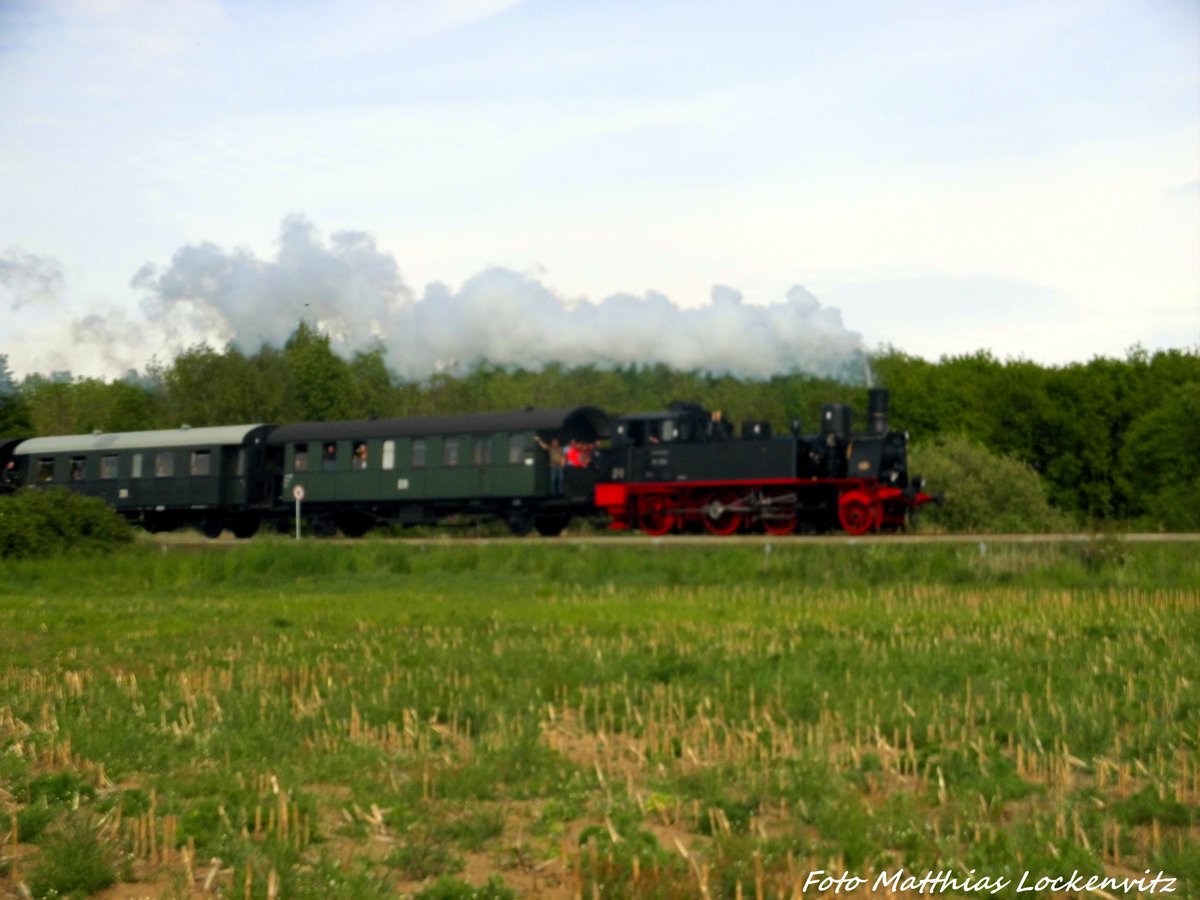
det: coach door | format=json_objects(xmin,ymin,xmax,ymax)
[
  {"xmin": 220, "ymin": 446, "xmax": 248, "ymax": 507},
  {"xmin": 472, "ymin": 433, "xmax": 499, "ymax": 497}
]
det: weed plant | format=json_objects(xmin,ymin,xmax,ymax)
[{"xmin": 0, "ymin": 540, "xmax": 1196, "ymax": 897}]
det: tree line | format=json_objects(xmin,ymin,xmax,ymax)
[{"xmin": 2, "ymin": 325, "xmax": 1197, "ymax": 531}]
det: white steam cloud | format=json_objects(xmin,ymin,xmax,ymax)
[
  {"xmin": 9, "ymin": 215, "xmax": 865, "ymax": 381},
  {"xmin": 132, "ymin": 215, "xmax": 865, "ymax": 380}
]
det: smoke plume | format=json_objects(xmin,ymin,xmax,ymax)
[
  {"xmin": 130, "ymin": 215, "xmax": 866, "ymax": 380},
  {"xmin": 1, "ymin": 249, "xmax": 64, "ymax": 310},
  {"xmin": 0, "ymin": 214, "xmax": 865, "ymax": 381}
]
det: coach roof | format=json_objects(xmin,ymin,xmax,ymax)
[
  {"xmin": 268, "ymin": 406, "xmax": 610, "ymax": 444},
  {"xmin": 15, "ymin": 424, "xmax": 274, "ymax": 455}
]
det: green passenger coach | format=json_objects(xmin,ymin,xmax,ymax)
[
  {"xmin": 12, "ymin": 425, "xmax": 276, "ymax": 537},
  {"xmin": 268, "ymin": 406, "xmax": 609, "ymax": 536}
]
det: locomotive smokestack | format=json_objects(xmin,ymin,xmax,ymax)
[{"xmin": 868, "ymin": 388, "xmax": 889, "ymax": 434}]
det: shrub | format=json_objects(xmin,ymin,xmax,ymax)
[
  {"xmin": 910, "ymin": 434, "xmax": 1072, "ymax": 533},
  {"xmin": 0, "ymin": 488, "xmax": 133, "ymax": 559},
  {"xmin": 25, "ymin": 815, "xmax": 118, "ymax": 899}
]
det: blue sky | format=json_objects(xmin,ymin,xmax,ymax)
[{"xmin": 1, "ymin": 0, "xmax": 1197, "ymax": 379}]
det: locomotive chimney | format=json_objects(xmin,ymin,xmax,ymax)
[{"xmin": 868, "ymin": 388, "xmax": 889, "ymax": 434}]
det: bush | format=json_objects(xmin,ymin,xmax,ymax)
[
  {"xmin": 0, "ymin": 488, "xmax": 133, "ymax": 559},
  {"xmin": 25, "ymin": 815, "xmax": 118, "ymax": 899},
  {"xmin": 911, "ymin": 434, "xmax": 1072, "ymax": 533}
]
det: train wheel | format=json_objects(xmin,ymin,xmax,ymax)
[
  {"xmin": 838, "ymin": 493, "xmax": 878, "ymax": 536},
  {"xmin": 702, "ymin": 490, "xmax": 742, "ymax": 536},
  {"xmin": 337, "ymin": 513, "xmax": 371, "ymax": 538},
  {"xmin": 761, "ymin": 491, "xmax": 797, "ymax": 536},
  {"xmin": 638, "ymin": 494, "xmax": 675, "ymax": 536},
  {"xmin": 535, "ymin": 514, "xmax": 568, "ymax": 537},
  {"xmin": 200, "ymin": 518, "xmax": 224, "ymax": 539},
  {"xmin": 310, "ymin": 517, "xmax": 338, "ymax": 538},
  {"xmin": 230, "ymin": 518, "xmax": 260, "ymax": 539},
  {"xmin": 506, "ymin": 511, "xmax": 534, "ymax": 537}
]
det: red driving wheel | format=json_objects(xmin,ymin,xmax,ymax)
[
  {"xmin": 838, "ymin": 491, "xmax": 879, "ymax": 535},
  {"xmin": 638, "ymin": 494, "xmax": 676, "ymax": 536},
  {"xmin": 702, "ymin": 490, "xmax": 743, "ymax": 536},
  {"xmin": 761, "ymin": 491, "xmax": 797, "ymax": 535}
]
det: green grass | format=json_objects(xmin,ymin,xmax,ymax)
[{"xmin": 0, "ymin": 539, "xmax": 1197, "ymax": 897}]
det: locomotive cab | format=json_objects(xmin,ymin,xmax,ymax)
[{"xmin": 610, "ymin": 402, "xmax": 721, "ymax": 449}]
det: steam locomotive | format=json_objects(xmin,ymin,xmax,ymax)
[{"xmin": 0, "ymin": 390, "xmax": 933, "ymax": 537}]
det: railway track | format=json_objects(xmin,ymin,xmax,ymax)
[{"xmin": 146, "ymin": 532, "xmax": 1200, "ymax": 549}]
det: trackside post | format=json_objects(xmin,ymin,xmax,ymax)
[{"xmin": 292, "ymin": 484, "xmax": 305, "ymax": 539}]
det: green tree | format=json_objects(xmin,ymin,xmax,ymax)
[
  {"xmin": 21, "ymin": 374, "xmax": 157, "ymax": 435},
  {"xmin": 1119, "ymin": 382, "xmax": 1200, "ymax": 530},
  {"xmin": 350, "ymin": 346, "xmax": 399, "ymax": 417},
  {"xmin": 161, "ymin": 343, "xmax": 285, "ymax": 426},
  {"xmin": 0, "ymin": 354, "xmax": 31, "ymax": 434},
  {"xmin": 283, "ymin": 322, "xmax": 362, "ymax": 420}
]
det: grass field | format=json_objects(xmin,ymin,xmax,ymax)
[{"xmin": 1, "ymin": 538, "xmax": 1197, "ymax": 898}]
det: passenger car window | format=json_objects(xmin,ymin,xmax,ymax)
[
  {"xmin": 69, "ymin": 457, "xmax": 86, "ymax": 480},
  {"xmin": 190, "ymin": 450, "xmax": 211, "ymax": 476},
  {"xmin": 474, "ymin": 436, "xmax": 493, "ymax": 466},
  {"xmin": 37, "ymin": 458, "xmax": 55, "ymax": 482},
  {"xmin": 412, "ymin": 439, "xmax": 427, "ymax": 468},
  {"xmin": 322, "ymin": 443, "xmax": 337, "ymax": 472},
  {"xmin": 382, "ymin": 440, "xmax": 395, "ymax": 470},
  {"xmin": 294, "ymin": 443, "xmax": 308, "ymax": 472},
  {"xmin": 508, "ymin": 434, "xmax": 525, "ymax": 464},
  {"xmin": 352, "ymin": 441, "xmax": 368, "ymax": 470},
  {"xmin": 443, "ymin": 438, "xmax": 460, "ymax": 467},
  {"xmin": 100, "ymin": 455, "xmax": 119, "ymax": 479},
  {"xmin": 155, "ymin": 451, "xmax": 175, "ymax": 477}
]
